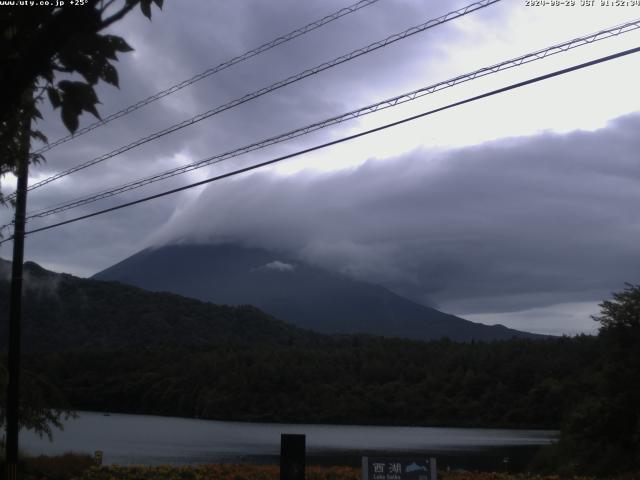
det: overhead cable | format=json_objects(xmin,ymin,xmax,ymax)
[
  {"xmin": 15, "ymin": 0, "xmax": 500, "ymax": 199},
  {"xmin": 25, "ymin": 18, "xmax": 640, "ymax": 220},
  {"xmin": 32, "ymin": 0, "xmax": 382, "ymax": 156},
  {"xmin": 3, "ymin": 44, "xmax": 637, "ymax": 244}
]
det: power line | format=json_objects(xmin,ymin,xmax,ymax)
[
  {"xmin": 24, "ymin": 18, "xmax": 640, "ymax": 220},
  {"xmin": 14, "ymin": 0, "xmax": 500, "ymax": 199},
  {"xmin": 3, "ymin": 44, "xmax": 638, "ymax": 245},
  {"xmin": 31, "ymin": 0, "xmax": 382, "ymax": 156}
]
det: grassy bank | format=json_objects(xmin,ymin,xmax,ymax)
[
  {"xmin": 0, "ymin": 452, "xmax": 95, "ymax": 480},
  {"xmin": 6, "ymin": 454, "xmax": 637, "ymax": 480},
  {"xmin": 70, "ymin": 464, "xmax": 631, "ymax": 480}
]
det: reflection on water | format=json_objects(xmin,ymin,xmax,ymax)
[{"xmin": 20, "ymin": 412, "xmax": 557, "ymax": 470}]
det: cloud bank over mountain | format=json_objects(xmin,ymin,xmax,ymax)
[{"xmin": 150, "ymin": 114, "xmax": 640, "ymax": 333}]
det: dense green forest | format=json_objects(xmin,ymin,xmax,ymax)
[{"xmin": 23, "ymin": 336, "xmax": 598, "ymax": 428}]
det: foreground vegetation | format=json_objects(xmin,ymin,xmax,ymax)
[
  {"xmin": 0, "ymin": 452, "xmax": 94, "ymax": 480},
  {"xmin": 18, "ymin": 462, "xmax": 636, "ymax": 480}
]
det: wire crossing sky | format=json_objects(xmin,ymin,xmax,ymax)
[
  {"xmin": 29, "ymin": 0, "xmax": 382, "ymax": 157},
  {"xmin": 4, "ymin": 43, "xmax": 637, "ymax": 245},
  {"xmin": 15, "ymin": 0, "xmax": 501, "ymax": 198},
  {"xmin": 22, "ymin": 17, "xmax": 640, "ymax": 221}
]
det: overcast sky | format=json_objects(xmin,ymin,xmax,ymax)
[{"xmin": 2, "ymin": 0, "xmax": 640, "ymax": 335}]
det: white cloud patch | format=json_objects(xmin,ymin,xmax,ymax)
[{"xmin": 261, "ymin": 260, "xmax": 296, "ymax": 272}]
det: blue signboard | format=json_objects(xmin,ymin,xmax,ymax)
[{"xmin": 362, "ymin": 457, "xmax": 436, "ymax": 480}]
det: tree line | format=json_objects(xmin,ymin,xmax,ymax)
[{"xmin": 21, "ymin": 335, "xmax": 598, "ymax": 428}]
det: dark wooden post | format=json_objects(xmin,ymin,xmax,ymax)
[{"xmin": 280, "ymin": 434, "xmax": 305, "ymax": 480}]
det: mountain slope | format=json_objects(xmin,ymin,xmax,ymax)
[
  {"xmin": 93, "ymin": 243, "xmax": 542, "ymax": 341},
  {"xmin": 0, "ymin": 259, "xmax": 315, "ymax": 352}
]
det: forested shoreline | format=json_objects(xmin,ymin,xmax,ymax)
[{"xmin": 23, "ymin": 335, "xmax": 598, "ymax": 429}]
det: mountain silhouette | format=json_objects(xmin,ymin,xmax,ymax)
[{"xmin": 93, "ymin": 243, "xmax": 543, "ymax": 341}]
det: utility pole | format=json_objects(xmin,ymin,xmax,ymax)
[{"xmin": 5, "ymin": 111, "xmax": 31, "ymax": 480}]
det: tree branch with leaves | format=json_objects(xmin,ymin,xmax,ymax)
[{"xmin": 0, "ymin": 0, "xmax": 163, "ymax": 205}]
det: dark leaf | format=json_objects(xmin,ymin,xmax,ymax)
[
  {"xmin": 84, "ymin": 102, "xmax": 101, "ymax": 120},
  {"xmin": 58, "ymin": 47, "xmax": 100, "ymax": 84},
  {"xmin": 96, "ymin": 35, "xmax": 119, "ymax": 60},
  {"xmin": 140, "ymin": 0, "xmax": 152, "ymax": 19},
  {"xmin": 59, "ymin": 81, "xmax": 98, "ymax": 104},
  {"xmin": 30, "ymin": 130, "xmax": 48, "ymax": 144},
  {"xmin": 57, "ymin": 80, "xmax": 102, "ymax": 128},
  {"xmin": 104, "ymin": 35, "xmax": 133, "ymax": 53},
  {"xmin": 73, "ymin": 83, "xmax": 101, "ymax": 119},
  {"xmin": 100, "ymin": 64, "xmax": 119, "ymax": 88},
  {"xmin": 82, "ymin": 60, "xmax": 101, "ymax": 85},
  {"xmin": 30, "ymin": 153, "xmax": 45, "ymax": 165},
  {"xmin": 152, "ymin": 0, "xmax": 163, "ymax": 8},
  {"xmin": 61, "ymin": 105, "xmax": 79, "ymax": 133}
]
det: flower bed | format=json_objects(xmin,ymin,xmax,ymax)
[{"xmin": 72, "ymin": 465, "xmax": 607, "ymax": 480}]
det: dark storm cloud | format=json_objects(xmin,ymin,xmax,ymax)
[
  {"xmin": 152, "ymin": 113, "xmax": 640, "ymax": 315},
  {"xmin": 23, "ymin": 0, "xmax": 503, "ymax": 179},
  {"xmin": 1, "ymin": 0, "xmax": 513, "ymax": 275}
]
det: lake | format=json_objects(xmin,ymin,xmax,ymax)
[{"xmin": 20, "ymin": 412, "xmax": 557, "ymax": 471}]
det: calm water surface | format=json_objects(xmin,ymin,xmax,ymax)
[{"xmin": 20, "ymin": 412, "xmax": 557, "ymax": 469}]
